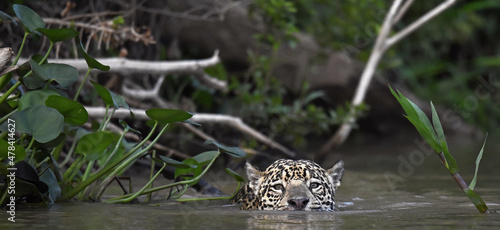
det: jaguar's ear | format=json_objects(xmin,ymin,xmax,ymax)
[
  {"xmin": 246, "ymin": 162, "xmax": 264, "ymax": 191},
  {"xmin": 326, "ymin": 159, "xmax": 344, "ymax": 190}
]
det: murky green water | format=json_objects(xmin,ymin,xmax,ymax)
[{"xmin": 1, "ymin": 135, "xmax": 499, "ymax": 229}]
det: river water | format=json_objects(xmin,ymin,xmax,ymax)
[{"xmin": 1, "ymin": 135, "xmax": 499, "ymax": 229}]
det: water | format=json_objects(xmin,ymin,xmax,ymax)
[{"xmin": 1, "ymin": 135, "xmax": 499, "ymax": 229}]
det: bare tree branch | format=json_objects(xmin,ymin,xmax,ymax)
[
  {"xmin": 84, "ymin": 106, "xmax": 297, "ymax": 158},
  {"xmin": 17, "ymin": 50, "xmax": 227, "ymax": 91},
  {"xmin": 320, "ymin": 0, "xmax": 457, "ymax": 154}
]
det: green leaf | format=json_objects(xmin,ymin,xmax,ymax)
[
  {"xmin": 0, "ymin": 139, "xmax": 26, "ymax": 162},
  {"xmin": 408, "ymin": 100, "xmax": 438, "ymax": 142},
  {"xmin": 469, "ymin": 134, "xmax": 488, "ymax": 190},
  {"xmin": 390, "ymin": 86, "xmax": 442, "ymax": 153},
  {"xmin": 192, "ymin": 151, "xmax": 219, "ymax": 166},
  {"xmin": 39, "ymin": 165, "xmax": 62, "ymax": 203},
  {"xmin": 204, "ymin": 140, "xmax": 246, "ymax": 158},
  {"xmin": 13, "ymin": 4, "xmax": 45, "ymax": 33},
  {"xmin": 441, "ymin": 140, "xmax": 458, "ymax": 174},
  {"xmin": 37, "ymin": 28, "xmax": 79, "ymax": 43},
  {"xmin": 175, "ymin": 158, "xmax": 202, "ymax": 185},
  {"xmin": 45, "ymin": 95, "xmax": 89, "ymax": 126},
  {"xmin": 29, "ymin": 59, "xmax": 79, "ymax": 88},
  {"xmin": 109, "ymin": 91, "xmax": 129, "ymax": 110},
  {"xmin": 15, "ymin": 105, "xmax": 64, "ymax": 143},
  {"xmin": 90, "ymin": 81, "xmax": 129, "ymax": 109},
  {"xmin": 405, "ymin": 115, "xmax": 442, "ymax": 153},
  {"xmin": 430, "ymin": 102, "xmax": 446, "ymax": 143},
  {"xmin": 18, "ymin": 89, "xmax": 60, "ymax": 110},
  {"xmin": 75, "ymin": 131, "xmax": 113, "ymax": 159},
  {"xmin": 464, "ymin": 188, "xmax": 489, "ymax": 213},
  {"xmin": 225, "ymin": 168, "xmax": 245, "ymax": 182},
  {"xmin": 34, "ymin": 133, "xmax": 66, "ymax": 149},
  {"xmin": 76, "ymin": 38, "xmax": 110, "ymax": 71},
  {"xmin": 158, "ymin": 155, "xmax": 196, "ymax": 169},
  {"xmin": 90, "ymin": 80, "xmax": 114, "ymax": 106},
  {"xmin": 146, "ymin": 108, "xmax": 194, "ymax": 125},
  {"xmin": 0, "ymin": 10, "xmax": 17, "ymax": 26}
]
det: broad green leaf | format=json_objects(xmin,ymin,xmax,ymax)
[
  {"xmin": 18, "ymin": 89, "xmax": 60, "ymax": 110},
  {"xmin": 34, "ymin": 133, "xmax": 66, "ymax": 149},
  {"xmin": 158, "ymin": 155, "xmax": 196, "ymax": 169},
  {"xmin": 0, "ymin": 10, "xmax": 17, "ymax": 26},
  {"xmin": 175, "ymin": 158, "xmax": 202, "ymax": 185},
  {"xmin": 39, "ymin": 165, "xmax": 61, "ymax": 203},
  {"xmin": 77, "ymin": 38, "xmax": 110, "ymax": 71},
  {"xmin": 29, "ymin": 59, "xmax": 79, "ymax": 88},
  {"xmin": 464, "ymin": 188, "xmax": 489, "ymax": 213},
  {"xmin": 192, "ymin": 151, "xmax": 219, "ymax": 166},
  {"xmin": 225, "ymin": 168, "xmax": 245, "ymax": 182},
  {"xmin": 0, "ymin": 139, "xmax": 26, "ymax": 162},
  {"xmin": 15, "ymin": 105, "xmax": 64, "ymax": 143},
  {"xmin": 22, "ymin": 76, "xmax": 46, "ymax": 90},
  {"xmin": 109, "ymin": 91, "xmax": 129, "ymax": 110},
  {"xmin": 13, "ymin": 4, "xmax": 45, "ymax": 33},
  {"xmin": 469, "ymin": 134, "xmax": 488, "ymax": 190},
  {"xmin": 75, "ymin": 131, "xmax": 113, "ymax": 159},
  {"xmin": 204, "ymin": 140, "xmax": 246, "ymax": 158},
  {"xmin": 90, "ymin": 80, "xmax": 114, "ymax": 106},
  {"xmin": 146, "ymin": 108, "xmax": 193, "ymax": 125},
  {"xmin": 46, "ymin": 95, "xmax": 88, "ymax": 126},
  {"xmin": 38, "ymin": 28, "xmax": 79, "ymax": 43}
]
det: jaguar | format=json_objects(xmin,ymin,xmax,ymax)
[{"xmin": 230, "ymin": 159, "xmax": 344, "ymax": 211}]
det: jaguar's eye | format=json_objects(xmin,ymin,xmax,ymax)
[
  {"xmin": 310, "ymin": 182, "xmax": 321, "ymax": 189},
  {"xmin": 272, "ymin": 184, "xmax": 284, "ymax": 191}
]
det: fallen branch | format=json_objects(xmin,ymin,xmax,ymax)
[
  {"xmin": 84, "ymin": 106, "xmax": 297, "ymax": 158},
  {"xmin": 17, "ymin": 50, "xmax": 227, "ymax": 91},
  {"xmin": 18, "ymin": 50, "xmax": 220, "ymax": 74},
  {"xmin": 320, "ymin": 0, "xmax": 457, "ymax": 154}
]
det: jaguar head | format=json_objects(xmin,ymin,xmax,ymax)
[{"xmin": 246, "ymin": 159, "xmax": 344, "ymax": 211}]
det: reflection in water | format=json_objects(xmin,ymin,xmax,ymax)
[{"xmin": 247, "ymin": 212, "xmax": 341, "ymax": 230}]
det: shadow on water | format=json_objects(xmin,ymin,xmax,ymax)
[{"xmin": 1, "ymin": 135, "xmax": 499, "ymax": 229}]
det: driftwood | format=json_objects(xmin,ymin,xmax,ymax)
[
  {"xmin": 17, "ymin": 50, "xmax": 227, "ymax": 92},
  {"xmin": 84, "ymin": 106, "xmax": 296, "ymax": 158}
]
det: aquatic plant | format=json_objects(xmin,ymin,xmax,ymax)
[
  {"xmin": 390, "ymin": 86, "xmax": 489, "ymax": 213},
  {"xmin": 0, "ymin": 4, "xmax": 245, "ymax": 206}
]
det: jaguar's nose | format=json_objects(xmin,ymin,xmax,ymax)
[{"xmin": 288, "ymin": 198, "xmax": 309, "ymax": 210}]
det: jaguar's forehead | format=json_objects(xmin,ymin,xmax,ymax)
[{"xmin": 263, "ymin": 159, "xmax": 326, "ymax": 181}]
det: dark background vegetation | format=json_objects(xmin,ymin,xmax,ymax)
[{"xmin": 1, "ymin": 0, "xmax": 499, "ymax": 162}]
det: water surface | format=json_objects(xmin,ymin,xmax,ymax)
[{"xmin": 1, "ymin": 136, "xmax": 499, "ymax": 229}]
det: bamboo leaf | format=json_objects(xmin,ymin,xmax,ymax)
[
  {"xmin": 469, "ymin": 134, "xmax": 488, "ymax": 190},
  {"xmin": 440, "ymin": 140, "xmax": 458, "ymax": 173},
  {"xmin": 431, "ymin": 102, "xmax": 446, "ymax": 143},
  {"xmin": 405, "ymin": 115, "xmax": 442, "ymax": 153},
  {"xmin": 464, "ymin": 188, "xmax": 489, "ymax": 213}
]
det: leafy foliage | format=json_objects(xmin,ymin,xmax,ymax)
[{"xmin": 0, "ymin": 4, "xmax": 245, "ymax": 206}]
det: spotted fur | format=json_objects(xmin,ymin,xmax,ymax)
[{"xmin": 230, "ymin": 159, "xmax": 344, "ymax": 211}]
